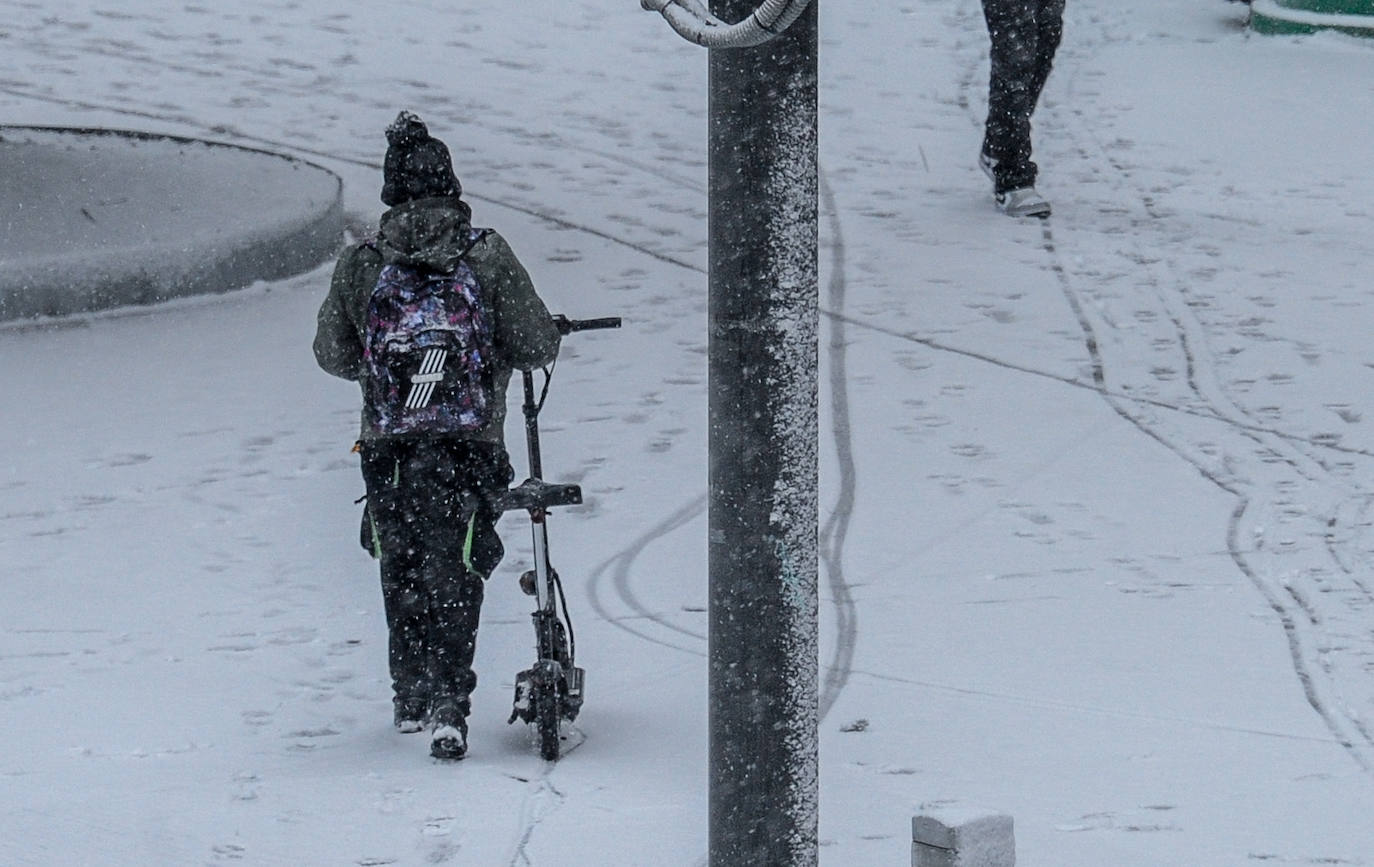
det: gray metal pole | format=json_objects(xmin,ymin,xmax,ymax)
[{"xmin": 707, "ymin": 2, "xmax": 819, "ymax": 865}]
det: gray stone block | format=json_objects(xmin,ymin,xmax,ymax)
[{"xmin": 912, "ymin": 803, "xmax": 1014, "ymax": 867}]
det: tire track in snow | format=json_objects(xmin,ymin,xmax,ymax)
[
  {"xmin": 1326, "ymin": 496, "xmax": 1374, "ymax": 600},
  {"xmin": 1042, "ymin": 204, "xmax": 1374, "ymax": 773},
  {"xmin": 818, "ymin": 175, "xmax": 859, "ymax": 720},
  {"xmin": 1227, "ymin": 498, "xmax": 1374, "ymax": 774},
  {"xmin": 987, "ymin": 0, "xmax": 1374, "ymax": 775},
  {"xmin": 485, "ymin": 710, "xmax": 594, "ymax": 867},
  {"xmin": 1055, "ymin": 10, "xmax": 1374, "ymax": 773},
  {"xmin": 503, "ymin": 778, "xmax": 565, "ymax": 867},
  {"xmin": 585, "ymin": 495, "xmax": 708, "ymax": 658},
  {"xmin": 500, "ymin": 746, "xmax": 585, "ymax": 867},
  {"xmin": 1052, "ymin": 45, "xmax": 1358, "ymax": 498}
]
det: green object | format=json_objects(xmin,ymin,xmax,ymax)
[{"xmin": 1251, "ymin": 0, "xmax": 1374, "ymax": 36}]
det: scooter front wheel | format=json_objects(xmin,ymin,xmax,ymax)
[{"xmin": 535, "ymin": 682, "xmax": 562, "ymax": 761}]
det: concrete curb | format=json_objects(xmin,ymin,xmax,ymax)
[{"xmin": 0, "ymin": 125, "xmax": 344, "ymax": 321}]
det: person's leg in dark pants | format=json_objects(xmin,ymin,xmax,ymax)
[
  {"xmin": 424, "ymin": 562, "xmax": 484, "ymax": 729},
  {"xmin": 361, "ymin": 440, "xmax": 432, "ymax": 728},
  {"xmin": 981, "ymin": 0, "xmax": 1064, "ymax": 194},
  {"xmin": 413, "ymin": 440, "xmax": 511, "ymax": 757},
  {"xmin": 420, "ymin": 439, "xmax": 511, "ymax": 714}
]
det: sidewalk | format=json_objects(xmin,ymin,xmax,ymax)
[{"xmin": 0, "ymin": 125, "xmax": 342, "ymax": 321}]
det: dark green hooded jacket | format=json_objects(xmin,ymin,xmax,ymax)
[{"xmin": 313, "ymin": 196, "xmax": 561, "ymax": 444}]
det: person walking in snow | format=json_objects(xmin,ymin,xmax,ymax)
[
  {"xmin": 978, "ymin": 0, "xmax": 1065, "ymax": 218},
  {"xmin": 314, "ymin": 111, "xmax": 561, "ymax": 760}
]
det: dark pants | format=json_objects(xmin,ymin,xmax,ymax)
[
  {"xmin": 982, "ymin": 0, "xmax": 1065, "ymax": 193},
  {"xmin": 360, "ymin": 438, "xmax": 512, "ymax": 719}
]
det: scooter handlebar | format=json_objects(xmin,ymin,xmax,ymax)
[{"xmin": 553, "ymin": 315, "xmax": 621, "ymax": 335}]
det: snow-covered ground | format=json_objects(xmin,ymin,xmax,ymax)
[{"xmin": 4, "ymin": 1, "xmax": 1374, "ymax": 864}]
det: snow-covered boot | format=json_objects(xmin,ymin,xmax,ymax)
[
  {"xmin": 994, "ymin": 186, "xmax": 1051, "ymax": 218},
  {"xmin": 429, "ymin": 699, "xmax": 468, "ymax": 760}
]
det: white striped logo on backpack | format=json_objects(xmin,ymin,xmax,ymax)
[{"xmin": 406, "ymin": 348, "xmax": 449, "ymax": 409}]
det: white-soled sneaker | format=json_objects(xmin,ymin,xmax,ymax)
[{"xmin": 994, "ymin": 186, "xmax": 1051, "ymax": 218}]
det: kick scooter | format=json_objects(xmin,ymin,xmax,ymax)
[{"xmin": 498, "ymin": 314, "xmax": 620, "ymax": 760}]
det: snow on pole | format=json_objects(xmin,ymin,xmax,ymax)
[{"xmin": 707, "ymin": 1, "xmax": 819, "ymax": 865}]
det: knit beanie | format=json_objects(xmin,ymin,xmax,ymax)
[{"xmin": 380, "ymin": 111, "xmax": 462, "ymax": 207}]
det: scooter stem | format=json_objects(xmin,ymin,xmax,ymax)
[
  {"xmin": 522, "ymin": 369, "xmax": 555, "ymax": 612},
  {"xmin": 522, "ymin": 369, "xmax": 543, "ymax": 480}
]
